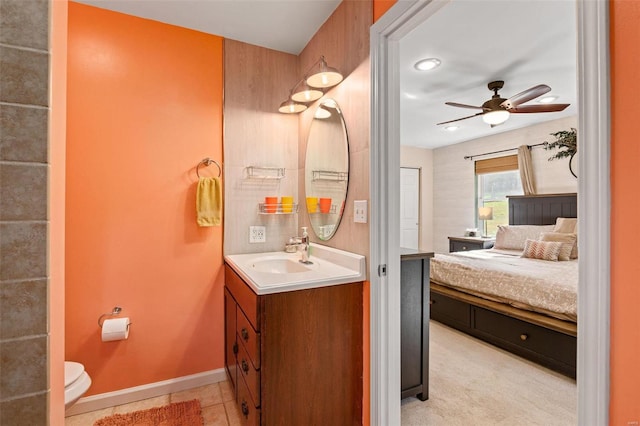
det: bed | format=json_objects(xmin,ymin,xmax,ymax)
[{"xmin": 429, "ymin": 193, "xmax": 577, "ymax": 378}]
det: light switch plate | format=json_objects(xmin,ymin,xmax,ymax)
[
  {"xmin": 249, "ymin": 226, "xmax": 266, "ymax": 243},
  {"xmin": 354, "ymin": 200, "xmax": 367, "ymax": 223}
]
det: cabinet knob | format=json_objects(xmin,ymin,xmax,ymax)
[
  {"xmin": 520, "ymin": 333, "xmax": 529, "ymax": 341},
  {"xmin": 241, "ymin": 400, "xmax": 249, "ymax": 417},
  {"xmin": 462, "ymin": 246, "xmax": 468, "ymax": 250},
  {"xmin": 241, "ymin": 359, "xmax": 249, "ymax": 373},
  {"xmin": 232, "ymin": 342, "xmax": 238, "ymax": 355},
  {"xmin": 429, "ymin": 299, "xmax": 435, "ymax": 305},
  {"xmin": 241, "ymin": 328, "xmax": 249, "ymax": 341}
]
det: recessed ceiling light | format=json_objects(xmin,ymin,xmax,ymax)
[
  {"xmin": 414, "ymin": 58, "xmax": 441, "ymax": 71},
  {"xmin": 444, "ymin": 125, "xmax": 459, "ymax": 132},
  {"xmin": 538, "ymin": 95, "xmax": 558, "ymax": 104}
]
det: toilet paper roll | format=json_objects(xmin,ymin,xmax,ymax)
[{"xmin": 101, "ymin": 317, "xmax": 130, "ymax": 342}]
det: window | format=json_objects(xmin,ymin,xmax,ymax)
[{"xmin": 475, "ymin": 155, "xmax": 523, "ymax": 236}]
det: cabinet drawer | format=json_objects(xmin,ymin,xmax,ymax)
[
  {"xmin": 450, "ymin": 240, "xmax": 481, "ymax": 252},
  {"xmin": 473, "ymin": 307, "xmax": 576, "ymax": 367},
  {"xmin": 225, "ymin": 264, "xmax": 260, "ymax": 331},
  {"xmin": 237, "ymin": 309, "xmax": 261, "ymax": 369},
  {"xmin": 237, "ymin": 339, "xmax": 260, "ymax": 406},
  {"xmin": 430, "ymin": 291, "xmax": 471, "ymax": 328},
  {"xmin": 238, "ymin": 374, "xmax": 261, "ymax": 426}
]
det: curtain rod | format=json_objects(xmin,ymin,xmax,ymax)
[{"xmin": 464, "ymin": 142, "xmax": 546, "ymax": 161}]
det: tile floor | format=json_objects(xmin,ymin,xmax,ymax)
[{"xmin": 64, "ymin": 380, "xmax": 242, "ymax": 426}]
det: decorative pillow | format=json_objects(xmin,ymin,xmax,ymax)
[
  {"xmin": 494, "ymin": 225, "xmax": 555, "ymax": 251},
  {"xmin": 554, "ymin": 217, "xmax": 578, "ymax": 234},
  {"xmin": 521, "ymin": 239, "xmax": 563, "ymax": 261},
  {"xmin": 552, "ymin": 218, "xmax": 579, "ymax": 258},
  {"xmin": 540, "ymin": 232, "xmax": 577, "ymax": 261}
]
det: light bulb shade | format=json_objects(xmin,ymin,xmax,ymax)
[
  {"xmin": 278, "ymin": 98, "xmax": 307, "ymax": 114},
  {"xmin": 306, "ymin": 58, "xmax": 343, "ymax": 88},
  {"xmin": 314, "ymin": 106, "xmax": 331, "ymax": 119},
  {"xmin": 478, "ymin": 206, "xmax": 494, "ymax": 221},
  {"xmin": 291, "ymin": 81, "xmax": 323, "ymax": 103},
  {"xmin": 482, "ymin": 109, "xmax": 510, "ymax": 125}
]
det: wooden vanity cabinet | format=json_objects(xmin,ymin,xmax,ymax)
[{"xmin": 224, "ymin": 263, "xmax": 363, "ymax": 426}]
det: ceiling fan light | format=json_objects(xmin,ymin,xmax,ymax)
[
  {"xmin": 482, "ymin": 110, "xmax": 510, "ymax": 125},
  {"xmin": 278, "ymin": 98, "xmax": 307, "ymax": 114},
  {"xmin": 414, "ymin": 58, "xmax": 441, "ymax": 71},
  {"xmin": 538, "ymin": 95, "xmax": 558, "ymax": 104},
  {"xmin": 291, "ymin": 81, "xmax": 323, "ymax": 103}
]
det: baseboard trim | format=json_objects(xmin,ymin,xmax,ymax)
[{"xmin": 65, "ymin": 368, "xmax": 227, "ymax": 417}]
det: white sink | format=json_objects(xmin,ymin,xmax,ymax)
[
  {"xmin": 250, "ymin": 257, "xmax": 317, "ymax": 274},
  {"xmin": 225, "ymin": 243, "xmax": 366, "ymax": 295}
]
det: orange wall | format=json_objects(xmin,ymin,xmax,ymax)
[
  {"xmin": 610, "ymin": 1, "xmax": 640, "ymax": 422},
  {"xmin": 66, "ymin": 2, "xmax": 224, "ymax": 395},
  {"xmin": 373, "ymin": 0, "xmax": 395, "ymax": 22},
  {"xmin": 50, "ymin": 0, "xmax": 68, "ymax": 422}
]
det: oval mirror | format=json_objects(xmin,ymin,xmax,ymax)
[{"xmin": 304, "ymin": 99, "xmax": 349, "ymax": 240}]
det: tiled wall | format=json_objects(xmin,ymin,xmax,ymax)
[
  {"xmin": 432, "ymin": 116, "xmax": 578, "ymax": 254},
  {"xmin": 0, "ymin": 0, "xmax": 50, "ymax": 423}
]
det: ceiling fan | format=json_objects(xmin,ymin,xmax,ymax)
[{"xmin": 437, "ymin": 80, "xmax": 570, "ymax": 127}]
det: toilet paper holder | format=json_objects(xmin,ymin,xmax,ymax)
[{"xmin": 98, "ymin": 306, "xmax": 130, "ymax": 328}]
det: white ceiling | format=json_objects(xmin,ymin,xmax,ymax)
[
  {"xmin": 74, "ymin": 0, "xmax": 577, "ymax": 150},
  {"xmin": 74, "ymin": 0, "xmax": 342, "ymax": 55},
  {"xmin": 400, "ymin": 0, "xmax": 577, "ymax": 149}
]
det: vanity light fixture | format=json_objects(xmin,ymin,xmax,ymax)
[
  {"xmin": 306, "ymin": 56, "xmax": 343, "ymax": 88},
  {"xmin": 278, "ymin": 90, "xmax": 308, "ymax": 114},
  {"xmin": 278, "ymin": 56, "xmax": 344, "ymax": 114},
  {"xmin": 291, "ymin": 80, "xmax": 324, "ymax": 103},
  {"xmin": 314, "ymin": 106, "xmax": 332, "ymax": 119},
  {"xmin": 414, "ymin": 58, "xmax": 441, "ymax": 71}
]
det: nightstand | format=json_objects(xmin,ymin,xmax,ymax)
[{"xmin": 448, "ymin": 236, "xmax": 495, "ymax": 253}]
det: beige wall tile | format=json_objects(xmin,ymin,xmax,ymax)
[
  {"xmin": 0, "ymin": 163, "xmax": 47, "ymax": 220},
  {"xmin": 0, "ymin": 46, "xmax": 49, "ymax": 106},
  {"xmin": 0, "ymin": 105, "xmax": 48, "ymax": 162},
  {"xmin": 0, "ymin": 222, "xmax": 47, "ymax": 280},
  {"xmin": 0, "ymin": 0, "xmax": 48, "ymax": 50},
  {"xmin": 0, "ymin": 392, "xmax": 47, "ymax": 425},
  {"xmin": 0, "ymin": 336, "xmax": 47, "ymax": 397},
  {"xmin": 0, "ymin": 279, "xmax": 47, "ymax": 339}
]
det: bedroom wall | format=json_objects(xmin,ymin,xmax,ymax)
[
  {"xmin": 431, "ymin": 115, "xmax": 578, "ymax": 254},
  {"xmin": 400, "ymin": 146, "xmax": 434, "ymax": 252}
]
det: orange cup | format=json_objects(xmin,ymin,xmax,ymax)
[
  {"xmin": 319, "ymin": 197, "xmax": 332, "ymax": 214},
  {"xmin": 264, "ymin": 196, "xmax": 277, "ymax": 213}
]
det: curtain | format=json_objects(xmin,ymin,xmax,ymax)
[{"xmin": 517, "ymin": 145, "xmax": 536, "ymax": 195}]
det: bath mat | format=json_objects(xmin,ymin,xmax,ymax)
[{"xmin": 93, "ymin": 399, "xmax": 203, "ymax": 426}]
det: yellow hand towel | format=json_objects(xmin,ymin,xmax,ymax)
[{"xmin": 196, "ymin": 177, "xmax": 222, "ymax": 227}]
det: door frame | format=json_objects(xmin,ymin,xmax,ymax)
[{"xmin": 369, "ymin": 1, "xmax": 610, "ymax": 424}]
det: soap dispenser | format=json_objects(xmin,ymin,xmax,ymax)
[{"xmin": 299, "ymin": 227, "xmax": 312, "ymax": 264}]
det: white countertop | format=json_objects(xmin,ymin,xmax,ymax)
[{"xmin": 224, "ymin": 243, "xmax": 366, "ymax": 295}]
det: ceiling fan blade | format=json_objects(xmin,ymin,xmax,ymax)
[
  {"xmin": 509, "ymin": 103, "xmax": 570, "ymax": 113},
  {"xmin": 445, "ymin": 102, "xmax": 486, "ymax": 110},
  {"xmin": 500, "ymin": 84, "xmax": 551, "ymax": 109},
  {"xmin": 436, "ymin": 112, "xmax": 484, "ymax": 125}
]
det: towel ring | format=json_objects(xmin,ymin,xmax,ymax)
[{"xmin": 196, "ymin": 158, "xmax": 222, "ymax": 178}]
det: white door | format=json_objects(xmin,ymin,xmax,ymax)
[{"xmin": 400, "ymin": 167, "xmax": 419, "ymax": 249}]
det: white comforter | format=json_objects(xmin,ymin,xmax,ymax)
[{"xmin": 430, "ymin": 249, "xmax": 578, "ymax": 321}]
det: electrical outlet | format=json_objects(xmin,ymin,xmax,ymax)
[{"xmin": 249, "ymin": 226, "xmax": 266, "ymax": 243}]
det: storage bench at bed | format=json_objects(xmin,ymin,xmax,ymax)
[{"xmin": 430, "ymin": 286, "xmax": 576, "ymax": 378}]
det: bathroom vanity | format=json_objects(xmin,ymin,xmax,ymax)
[{"xmin": 224, "ymin": 245, "xmax": 365, "ymax": 425}]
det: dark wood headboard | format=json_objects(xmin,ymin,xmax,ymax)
[{"xmin": 508, "ymin": 193, "xmax": 577, "ymax": 225}]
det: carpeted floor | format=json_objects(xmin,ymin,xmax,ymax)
[{"xmin": 401, "ymin": 321, "xmax": 577, "ymax": 426}]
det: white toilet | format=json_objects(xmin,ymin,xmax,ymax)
[{"xmin": 65, "ymin": 361, "xmax": 91, "ymax": 410}]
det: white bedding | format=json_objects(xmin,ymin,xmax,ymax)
[{"xmin": 430, "ymin": 249, "xmax": 578, "ymax": 321}]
